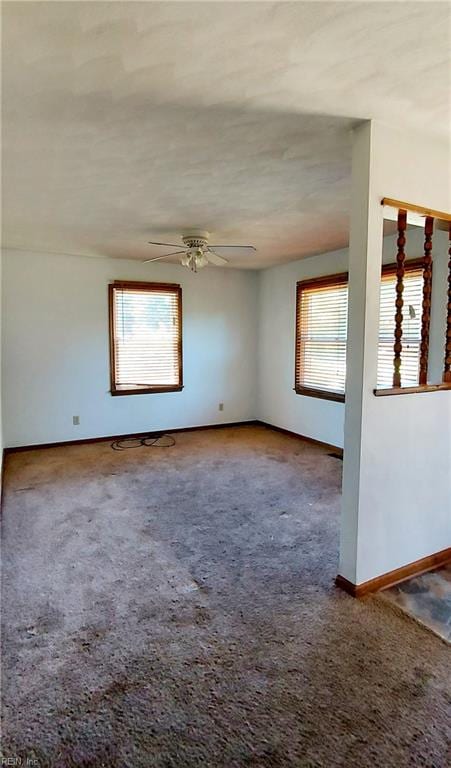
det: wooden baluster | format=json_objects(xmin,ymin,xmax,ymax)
[
  {"xmin": 444, "ymin": 222, "xmax": 451, "ymax": 383},
  {"xmin": 393, "ymin": 210, "xmax": 407, "ymax": 387},
  {"xmin": 419, "ymin": 216, "xmax": 434, "ymax": 385}
]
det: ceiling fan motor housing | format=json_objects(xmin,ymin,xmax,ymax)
[{"xmin": 182, "ymin": 230, "xmax": 210, "ymax": 249}]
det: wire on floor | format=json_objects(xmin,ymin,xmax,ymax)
[{"xmin": 110, "ymin": 433, "xmax": 176, "ymax": 451}]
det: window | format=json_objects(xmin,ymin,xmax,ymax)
[
  {"xmin": 109, "ymin": 281, "xmax": 182, "ymax": 396},
  {"xmin": 295, "ymin": 262, "xmax": 425, "ymax": 400},
  {"xmin": 295, "ymin": 274, "xmax": 348, "ymax": 402},
  {"xmin": 377, "ymin": 263, "xmax": 424, "ymax": 389}
]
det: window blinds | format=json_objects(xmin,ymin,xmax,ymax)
[
  {"xmin": 111, "ymin": 283, "xmax": 182, "ymax": 392},
  {"xmin": 296, "ymin": 264, "xmax": 425, "ymax": 397},
  {"xmin": 296, "ymin": 277, "xmax": 348, "ymax": 396},
  {"xmin": 376, "ymin": 267, "xmax": 423, "ymax": 388}
]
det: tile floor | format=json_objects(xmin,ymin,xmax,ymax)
[{"xmin": 381, "ymin": 565, "xmax": 451, "ymax": 643}]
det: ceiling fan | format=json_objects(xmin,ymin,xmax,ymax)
[{"xmin": 143, "ymin": 230, "xmax": 256, "ymax": 272}]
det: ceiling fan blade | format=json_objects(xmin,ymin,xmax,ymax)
[
  {"xmin": 147, "ymin": 240, "xmax": 182, "ymax": 248},
  {"xmin": 210, "ymin": 244, "xmax": 256, "ymax": 251},
  {"xmin": 143, "ymin": 250, "xmax": 185, "ymax": 264},
  {"xmin": 206, "ymin": 249, "xmax": 228, "ymax": 266}
]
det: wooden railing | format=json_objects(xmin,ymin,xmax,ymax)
[
  {"xmin": 444, "ymin": 224, "xmax": 451, "ymax": 383},
  {"xmin": 419, "ymin": 216, "xmax": 433, "ymax": 386},
  {"xmin": 393, "ymin": 210, "xmax": 407, "ymax": 388},
  {"xmin": 376, "ymin": 199, "xmax": 451, "ymax": 394}
]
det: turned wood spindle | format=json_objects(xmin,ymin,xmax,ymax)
[
  {"xmin": 419, "ymin": 216, "xmax": 434, "ymax": 385},
  {"xmin": 443, "ymin": 222, "xmax": 451, "ymax": 383},
  {"xmin": 393, "ymin": 210, "xmax": 407, "ymax": 387}
]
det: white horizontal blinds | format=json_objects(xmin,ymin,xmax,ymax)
[
  {"xmin": 113, "ymin": 285, "xmax": 180, "ymax": 388},
  {"xmin": 297, "ymin": 279, "xmax": 348, "ymax": 395},
  {"xmin": 377, "ymin": 267, "xmax": 424, "ymax": 388}
]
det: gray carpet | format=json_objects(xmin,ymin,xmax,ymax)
[{"xmin": 1, "ymin": 425, "xmax": 450, "ymax": 767}]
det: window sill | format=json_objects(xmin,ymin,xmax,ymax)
[
  {"xmin": 111, "ymin": 385, "xmax": 184, "ymax": 397},
  {"xmin": 374, "ymin": 383, "xmax": 451, "ymax": 397},
  {"xmin": 294, "ymin": 386, "xmax": 345, "ymax": 403}
]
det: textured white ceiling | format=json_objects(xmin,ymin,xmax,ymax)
[{"xmin": 2, "ymin": 1, "xmax": 450, "ymax": 268}]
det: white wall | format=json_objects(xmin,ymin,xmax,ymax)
[
  {"xmin": 0, "ymin": 251, "xmax": 3, "ymax": 475},
  {"xmin": 256, "ymin": 226, "xmax": 446, "ymax": 451},
  {"xmin": 257, "ymin": 248, "xmax": 348, "ymax": 449},
  {"xmin": 340, "ymin": 121, "xmax": 451, "ymax": 585},
  {"xmin": 4, "ymin": 221, "xmax": 448, "ymax": 463},
  {"xmin": 2, "ymin": 250, "xmax": 258, "ymax": 447}
]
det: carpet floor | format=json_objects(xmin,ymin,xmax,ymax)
[{"xmin": 1, "ymin": 425, "xmax": 450, "ymax": 767}]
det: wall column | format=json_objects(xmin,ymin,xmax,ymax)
[
  {"xmin": 339, "ymin": 122, "xmax": 382, "ymax": 584},
  {"xmin": 338, "ymin": 120, "xmax": 451, "ymax": 588}
]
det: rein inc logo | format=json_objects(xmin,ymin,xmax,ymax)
[{"xmin": 1, "ymin": 759, "xmax": 39, "ymax": 766}]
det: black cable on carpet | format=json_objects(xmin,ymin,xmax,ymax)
[{"xmin": 111, "ymin": 433, "xmax": 175, "ymax": 451}]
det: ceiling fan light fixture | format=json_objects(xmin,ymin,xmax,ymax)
[
  {"xmin": 183, "ymin": 246, "xmax": 208, "ymax": 272},
  {"xmin": 196, "ymin": 251, "xmax": 208, "ymax": 268},
  {"xmin": 145, "ymin": 230, "xmax": 254, "ymax": 271}
]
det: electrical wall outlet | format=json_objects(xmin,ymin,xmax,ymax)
[
  {"xmin": 73, "ymin": 416, "xmax": 80, "ymax": 426},
  {"xmin": 218, "ymin": 403, "xmax": 224, "ymax": 412}
]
